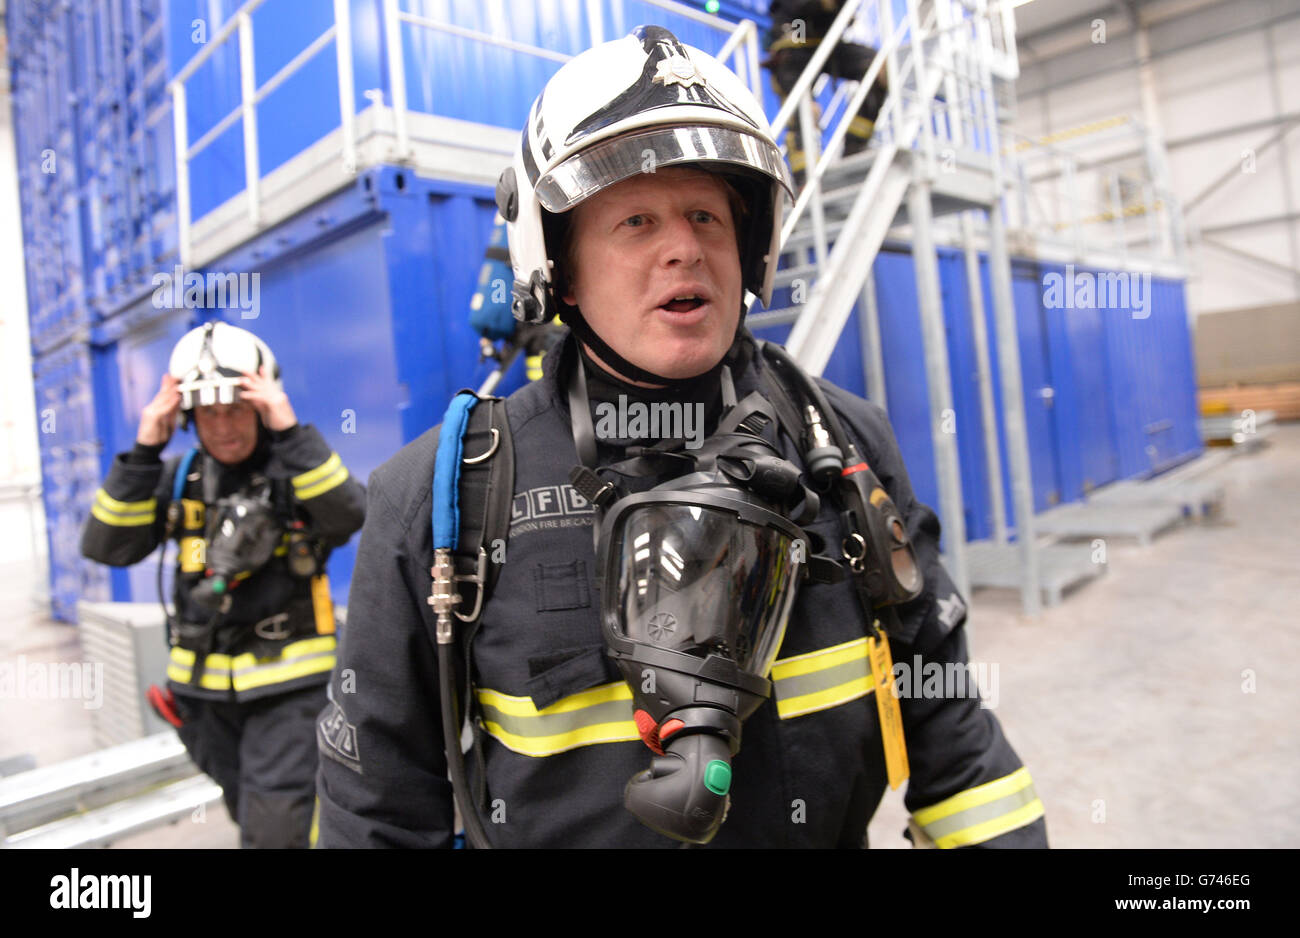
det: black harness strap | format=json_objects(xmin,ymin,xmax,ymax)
[{"xmin": 448, "ymin": 395, "xmax": 515, "ymax": 819}]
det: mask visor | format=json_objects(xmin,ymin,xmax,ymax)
[{"xmin": 605, "ymin": 497, "xmax": 802, "ymax": 678}]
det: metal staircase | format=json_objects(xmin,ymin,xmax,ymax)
[{"xmin": 746, "ymin": 0, "xmax": 1112, "ymax": 617}]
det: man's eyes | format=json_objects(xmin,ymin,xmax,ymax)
[{"xmin": 619, "ymin": 210, "xmax": 720, "ymax": 227}]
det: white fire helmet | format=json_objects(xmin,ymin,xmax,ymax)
[
  {"xmin": 168, "ymin": 322, "xmax": 280, "ymax": 420},
  {"xmin": 495, "ymin": 25, "xmax": 793, "ymax": 326}
]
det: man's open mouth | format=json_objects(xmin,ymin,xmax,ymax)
[{"xmin": 659, "ymin": 294, "xmax": 706, "ymax": 313}]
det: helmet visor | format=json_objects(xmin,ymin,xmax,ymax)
[
  {"xmin": 605, "ymin": 499, "xmax": 802, "ymax": 678},
  {"xmin": 177, "ymin": 374, "xmax": 243, "ymax": 410},
  {"xmin": 534, "ymin": 125, "xmax": 792, "ymax": 214}
]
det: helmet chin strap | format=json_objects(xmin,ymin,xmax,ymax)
[{"xmin": 564, "ymin": 302, "xmax": 746, "ymax": 389}]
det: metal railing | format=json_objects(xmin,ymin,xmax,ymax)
[
  {"xmin": 765, "ymin": 0, "xmax": 1008, "ymax": 283},
  {"xmin": 1003, "ymin": 114, "xmax": 1187, "ymax": 271},
  {"xmin": 169, "ymin": 0, "xmax": 357, "ymax": 267},
  {"xmin": 168, "ymin": 0, "xmax": 762, "ymax": 268},
  {"xmin": 384, "ymin": 0, "xmax": 764, "ymax": 160}
]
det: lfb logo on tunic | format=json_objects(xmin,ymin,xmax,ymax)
[{"xmin": 509, "ymin": 484, "xmax": 595, "ymax": 536}]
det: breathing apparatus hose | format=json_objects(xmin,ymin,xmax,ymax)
[
  {"xmin": 760, "ymin": 341, "xmax": 857, "ymax": 469},
  {"xmin": 437, "ymin": 639, "xmax": 493, "ymax": 849},
  {"xmin": 759, "ymin": 341, "xmax": 924, "ymax": 611}
]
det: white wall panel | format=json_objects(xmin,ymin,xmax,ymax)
[{"xmin": 1013, "ymin": 0, "xmax": 1300, "ymax": 315}]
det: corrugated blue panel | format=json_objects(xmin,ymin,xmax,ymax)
[
  {"xmin": 181, "ymin": 19, "xmax": 245, "ymax": 221},
  {"xmin": 1154, "ymin": 278, "xmax": 1202, "ymax": 463},
  {"xmin": 870, "ymin": 249, "xmax": 942, "ymax": 527},
  {"xmin": 32, "ymin": 342, "xmax": 112, "ymax": 620},
  {"xmin": 252, "ymin": 2, "xmax": 348, "ymax": 179},
  {"xmin": 1041, "ymin": 262, "xmax": 1120, "ymax": 501},
  {"xmin": 395, "ymin": 0, "xmax": 752, "ymax": 129},
  {"xmin": 1102, "ymin": 273, "xmax": 1202, "ymax": 478},
  {"xmin": 936, "ymin": 247, "xmax": 992, "ymax": 542},
  {"xmin": 973, "ymin": 257, "xmax": 1062, "ymax": 520},
  {"xmin": 173, "ymin": 0, "xmax": 376, "ymax": 223}
]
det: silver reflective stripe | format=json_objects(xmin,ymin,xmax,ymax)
[
  {"xmin": 774, "ymin": 654, "xmax": 871, "ymax": 702},
  {"xmin": 919, "ymin": 783, "xmax": 1041, "ymax": 842},
  {"xmin": 534, "ymin": 125, "xmax": 791, "ymax": 213},
  {"xmin": 477, "ymin": 697, "xmax": 633, "ymax": 740},
  {"xmin": 230, "ymin": 648, "xmax": 335, "ymax": 679}
]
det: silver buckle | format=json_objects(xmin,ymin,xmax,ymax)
[{"xmin": 253, "ymin": 612, "xmax": 293, "ymax": 640}]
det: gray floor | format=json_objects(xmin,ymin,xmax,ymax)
[{"xmin": 4, "ymin": 425, "xmax": 1299, "ymax": 849}]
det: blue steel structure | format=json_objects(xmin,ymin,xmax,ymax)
[
  {"xmin": 8, "ymin": 0, "xmax": 1200, "ymax": 619},
  {"xmin": 756, "ymin": 248, "xmax": 1202, "ymax": 548}
]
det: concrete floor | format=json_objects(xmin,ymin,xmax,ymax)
[{"xmin": 4, "ymin": 425, "xmax": 1299, "ymax": 849}]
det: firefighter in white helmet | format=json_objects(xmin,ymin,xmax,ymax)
[
  {"xmin": 316, "ymin": 27, "xmax": 1047, "ymax": 848},
  {"xmin": 82, "ymin": 321, "xmax": 365, "ymax": 848}
]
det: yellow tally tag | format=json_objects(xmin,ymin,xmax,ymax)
[
  {"xmin": 311, "ymin": 574, "xmax": 336, "ymax": 635},
  {"xmin": 868, "ymin": 626, "xmax": 909, "ymax": 789},
  {"xmin": 182, "ymin": 498, "xmax": 205, "ymax": 530},
  {"xmin": 179, "ymin": 536, "xmax": 206, "ymax": 573}
]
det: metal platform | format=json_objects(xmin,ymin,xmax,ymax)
[
  {"xmin": 1031, "ymin": 501, "xmax": 1187, "ymax": 546},
  {"xmin": 1087, "ymin": 447, "xmax": 1235, "ymax": 519},
  {"xmin": 1088, "ymin": 477, "xmax": 1226, "ymax": 519},
  {"xmin": 1201, "ymin": 409, "xmax": 1278, "ymax": 449},
  {"xmin": 967, "ymin": 541, "xmax": 1106, "ymax": 607},
  {"xmin": 4, "ymin": 775, "xmax": 223, "ymax": 849},
  {"xmin": 0, "ymin": 731, "xmax": 199, "ymax": 839}
]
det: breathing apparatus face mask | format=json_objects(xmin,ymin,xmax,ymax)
[
  {"xmin": 571, "ymin": 369, "xmax": 820, "ymax": 844},
  {"xmin": 189, "ymin": 485, "xmax": 282, "ymax": 611}
]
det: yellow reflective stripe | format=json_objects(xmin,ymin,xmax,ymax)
[
  {"xmin": 476, "ymin": 636, "xmax": 888, "ymax": 755},
  {"xmin": 478, "ymin": 681, "xmax": 631, "ymax": 716},
  {"xmin": 912, "ymin": 767, "xmax": 1045, "ymax": 848},
  {"xmin": 772, "ymin": 636, "xmax": 869, "ymax": 679},
  {"xmin": 476, "ymin": 682, "xmax": 638, "ymax": 757},
  {"xmin": 167, "ymin": 637, "xmax": 336, "ymax": 692},
  {"xmin": 232, "ymin": 651, "xmax": 335, "ymax": 691},
  {"xmin": 95, "ymin": 489, "xmax": 156, "ymax": 514},
  {"xmin": 296, "ymin": 465, "xmax": 350, "ymax": 500},
  {"xmin": 309, "ymin": 797, "xmax": 321, "ymax": 848},
  {"xmin": 929, "ymin": 797, "xmax": 1046, "ymax": 849},
  {"xmin": 292, "ymin": 453, "xmax": 341, "ymax": 488},
  {"xmin": 167, "ymin": 648, "xmax": 232, "ymax": 690},
  {"xmin": 778, "ymin": 675, "xmax": 874, "ymax": 718},
  {"xmin": 481, "ymin": 715, "xmax": 640, "ymax": 757},
  {"xmin": 771, "ymin": 637, "xmax": 875, "ymax": 719},
  {"xmin": 92, "ymin": 503, "xmax": 156, "ymax": 527}
]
